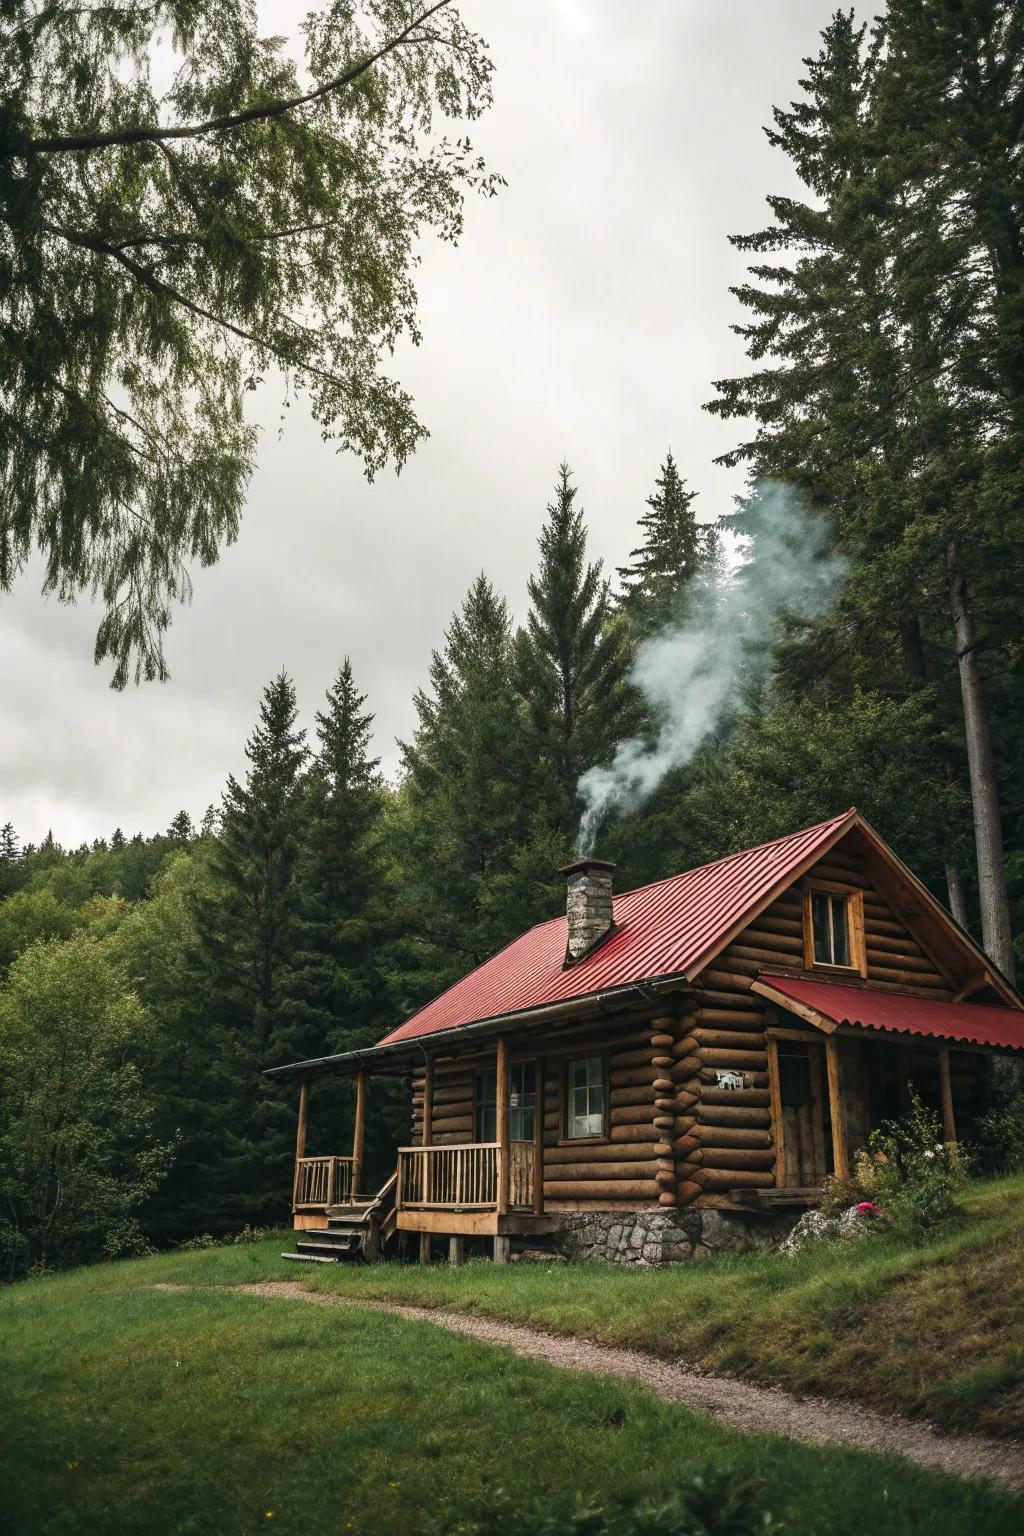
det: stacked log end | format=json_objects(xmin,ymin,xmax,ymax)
[
  {"xmin": 673, "ymin": 912, "xmax": 787, "ymax": 1201},
  {"xmin": 649, "ymin": 1015, "xmax": 682, "ymax": 1207}
]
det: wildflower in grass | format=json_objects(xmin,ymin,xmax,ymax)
[{"xmin": 864, "ymin": 1094, "xmax": 969, "ymax": 1239}]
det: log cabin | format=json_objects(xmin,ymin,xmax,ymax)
[{"xmin": 265, "ymin": 808, "xmax": 1024, "ymax": 1264}]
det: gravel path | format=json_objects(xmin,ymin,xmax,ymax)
[{"xmin": 152, "ymin": 1280, "xmax": 1022, "ymax": 1493}]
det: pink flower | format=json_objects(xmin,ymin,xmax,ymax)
[{"xmin": 856, "ymin": 1201, "xmax": 879, "ymax": 1216}]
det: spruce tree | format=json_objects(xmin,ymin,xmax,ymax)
[
  {"xmin": 292, "ymin": 661, "xmax": 386, "ymax": 1055},
  {"xmin": 287, "ymin": 662, "xmax": 407, "ymax": 1181},
  {"xmin": 190, "ymin": 672, "xmax": 310, "ymax": 1221},
  {"xmin": 399, "ymin": 575, "xmax": 555, "ymax": 986},
  {"xmin": 515, "ymin": 463, "xmax": 640, "ymax": 839},
  {"xmin": 167, "ymin": 810, "xmax": 194, "ymax": 842},
  {"xmin": 617, "ymin": 453, "xmax": 707, "ymax": 637},
  {"xmin": 203, "ymin": 671, "xmax": 309, "ymax": 1047},
  {"xmin": 0, "ymin": 822, "xmax": 22, "ymax": 900}
]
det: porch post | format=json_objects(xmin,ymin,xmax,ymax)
[
  {"xmin": 293, "ymin": 1077, "xmax": 310, "ymax": 1209},
  {"xmin": 532, "ymin": 1055, "xmax": 545, "ymax": 1215},
  {"xmin": 352, "ymin": 1067, "xmax": 367, "ymax": 1199},
  {"xmin": 496, "ymin": 1036, "xmax": 510, "ymax": 1216},
  {"xmin": 422, "ymin": 1055, "xmax": 433, "ymax": 1206},
  {"xmin": 766, "ymin": 1037, "xmax": 786, "ymax": 1188},
  {"xmin": 938, "ymin": 1047, "xmax": 956, "ymax": 1143},
  {"xmin": 824, "ymin": 1037, "xmax": 850, "ymax": 1181}
]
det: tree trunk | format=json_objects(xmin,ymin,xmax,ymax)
[
  {"xmin": 948, "ymin": 559, "xmax": 1015, "ymax": 981},
  {"xmin": 944, "ymin": 861, "xmax": 969, "ymax": 930},
  {"xmin": 899, "ymin": 612, "xmax": 927, "ymax": 684}
]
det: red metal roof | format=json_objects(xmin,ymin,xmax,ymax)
[
  {"xmin": 757, "ymin": 973, "xmax": 1024, "ymax": 1051},
  {"xmin": 379, "ymin": 809, "xmax": 857, "ymax": 1045}
]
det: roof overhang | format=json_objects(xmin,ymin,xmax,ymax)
[
  {"xmin": 263, "ymin": 973, "xmax": 696, "ymax": 1081},
  {"xmin": 752, "ymin": 973, "xmax": 1024, "ymax": 1052},
  {"xmin": 689, "ymin": 809, "xmax": 1021, "ymax": 1012}
]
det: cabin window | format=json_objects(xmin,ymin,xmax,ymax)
[
  {"xmin": 802, "ymin": 881, "xmax": 866, "ymax": 974},
  {"xmin": 509, "ymin": 1062, "xmax": 536, "ymax": 1141},
  {"xmin": 474, "ymin": 1070, "xmax": 497, "ymax": 1142},
  {"xmin": 812, "ymin": 890, "xmax": 851, "ymax": 966},
  {"xmin": 566, "ymin": 1055, "xmax": 606, "ymax": 1139}
]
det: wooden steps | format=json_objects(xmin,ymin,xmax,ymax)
[{"xmin": 283, "ymin": 1172, "xmax": 398, "ymax": 1264}]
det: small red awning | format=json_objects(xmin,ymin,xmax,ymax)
[{"xmin": 753, "ymin": 973, "xmax": 1024, "ymax": 1052}]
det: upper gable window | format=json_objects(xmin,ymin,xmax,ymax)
[
  {"xmin": 812, "ymin": 890, "xmax": 850, "ymax": 966},
  {"xmin": 803, "ymin": 881, "xmax": 866, "ymax": 975}
]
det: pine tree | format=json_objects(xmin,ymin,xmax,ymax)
[
  {"xmin": 0, "ymin": 822, "xmax": 22, "ymax": 900},
  {"xmin": 291, "ymin": 661, "xmax": 386, "ymax": 1055},
  {"xmin": 399, "ymin": 575, "xmax": 554, "ymax": 986},
  {"xmin": 617, "ymin": 453, "xmax": 707, "ymax": 637},
  {"xmin": 167, "ymin": 810, "xmax": 194, "ymax": 842},
  {"xmin": 285, "ymin": 663, "xmax": 405, "ymax": 1183},
  {"xmin": 189, "ymin": 672, "xmax": 310, "ymax": 1221},
  {"xmin": 201, "ymin": 672, "xmax": 309, "ymax": 1046},
  {"xmin": 110, "ymin": 827, "xmax": 126, "ymax": 850},
  {"xmin": 515, "ymin": 463, "xmax": 641, "ymax": 838}
]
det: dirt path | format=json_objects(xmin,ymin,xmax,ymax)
[{"xmin": 152, "ymin": 1281, "xmax": 1022, "ymax": 1493}]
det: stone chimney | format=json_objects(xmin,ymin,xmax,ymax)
[{"xmin": 561, "ymin": 857, "xmax": 616, "ymax": 964}]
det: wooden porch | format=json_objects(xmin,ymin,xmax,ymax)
[
  {"xmin": 394, "ymin": 1140, "xmax": 556, "ymax": 1240},
  {"xmin": 288, "ymin": 1035, "xmax": 556, "ymax": 1255}
]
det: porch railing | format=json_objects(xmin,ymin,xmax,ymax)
[
  {"xmin": 294, "ymin": 1155, "xmax": 356, "ymax": 1210},
  {"xmin": 397, "ymin": 1141, "xmax": 535, "ymax": 1211}
]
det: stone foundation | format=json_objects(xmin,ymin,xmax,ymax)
[{"xmin": 551, "ymin": 1207, "xmax": 799, "ymax": 1264}]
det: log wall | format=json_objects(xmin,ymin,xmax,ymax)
[
  {"xmin": 541, "ymin": 1020, "xmax": 666, "ymax": 1210},
  {"xmin": 411, "ymin": 1060, "xmax": 479, "ymax": 1145}
]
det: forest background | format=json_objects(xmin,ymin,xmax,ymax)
[{"xmin": 2, "ymin": 5, "xmax": 1023, "ymax": 1277}]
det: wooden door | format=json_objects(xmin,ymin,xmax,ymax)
[{"xmin": 776, "ymin": 1042, "xmax": 829, "ymax": 1187}]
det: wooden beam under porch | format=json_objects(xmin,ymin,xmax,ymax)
[{"xmin": 396, "ymin": 1209, "xmax": 558, "ymax": 1238}]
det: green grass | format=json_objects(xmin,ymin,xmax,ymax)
[
  {"xmin": 1, "ymin": 1246, "xmax": 1022, "ymax": 1536},
  {"xmin": 275, "ymin": 1173, "xmax": 1024, "ymax": 1438}
]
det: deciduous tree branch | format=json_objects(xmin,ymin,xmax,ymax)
[{"xmin": 22, "ymin": 0, "xmax": 452, "ymax": 155}]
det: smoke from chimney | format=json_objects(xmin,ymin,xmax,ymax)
[{"xmin": 576, "ymin": 482, "xmax": 847, "ymax": 854}]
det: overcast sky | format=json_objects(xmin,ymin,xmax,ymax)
[{"xmin": 3, "ymin": 0, "xmax": 864, "ymax": 848}]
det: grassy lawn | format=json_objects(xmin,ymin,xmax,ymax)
[
  {"xmin": 259, "ymin": 1174, "xmax": 1024, "ymax": 1438},
  {"xmin": 1, "ymin": 1249, "xmax": 1022, "ymax": 1536}
]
